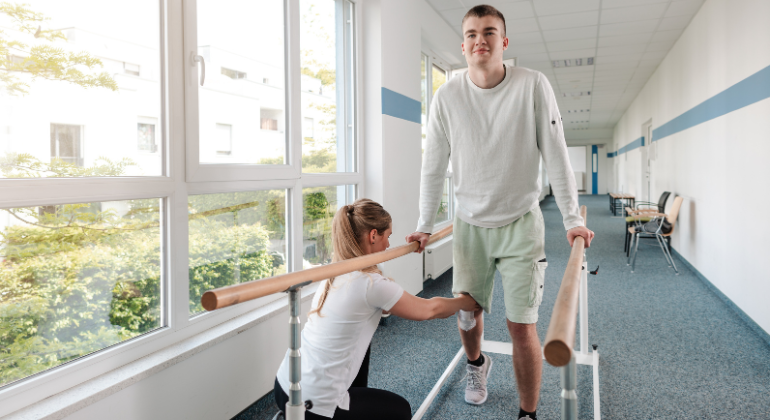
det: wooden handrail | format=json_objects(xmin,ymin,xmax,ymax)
[
  {"xmin": 201, "ymin": 224, "xmax": 454, "ymax": 311},
  {"xmin": 543, "ymin": 205, "xmax": 588, "ymax": 367}
]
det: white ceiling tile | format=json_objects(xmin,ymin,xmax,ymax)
[
  {"xmin": 548, "ymin": 38, "xmax": 597, "ymax": 53},
  {"xmin": 513, "ymin": 52, "xmax": 552, "ymax": 62},
  {"xmin": 543, "ymin": 26, "xmax": 598, "ymax": 42},
  {"xmin": 554, "ymin": 68, "xmax": 595, "ymax": 78},
  {"xmin": 651, "ymin": 29, "xmax": 684, "ymax": 43},
  {"xmin": 508, "ymin": 31, "xmax": 544, "ymax": 45},
  {"xmin": 509, "ymin": 43, "xmax": 547, "ymax": 55},
  {"xmin": 602, "ymin": 0, "xmax": 667, "ymax": 9},
  {"xmin": 594, "ymin": 74, "xmax": 632, "ymax": 83},
  {"xmin": 538, "ymin": 11, "xmax": 599, "ymax": 31},
  {"xmin": 597, "ymin": 43, "xmax": 647, "ymax": 57},
  {"xmin": 550, "ymin": 48, "xmax": 597, "ymax": 60},
  {"xmin": 595, "ymin": 53, "xmax": 643, "ymax": 64},
  {"xmin": 442, "ymin": 8, "xmax": 470, "ymax": 27},
  {"xmin": 600, "ymin": 3, "xmax": 667, "ymax": 24},
  {"xmin": 494, "ymin": 1, "xmax": 537, "ymax": 20},
  {"xmin": 519, "ymin": 59, "xmax": 552, "ymax": 68},
  {"xmin": 595, "ymin": 68, "xmax": 635, "ymax": 77},
  {"xmin": 641, "ymin": 50, "xmax": 668, "ymax": 61},
  {"xmin": 533, "ymin": 0, "xmax": 601, "ymax": 16},
  {"xmin": 645, "ymin": 39, "xmax": 677, "ymax": 52},
  {"xmin": 600, "ymin": 20, "xmax": 659, "ymax": 37},
  {"xmin": 665, "ymin": 0, "xmax": 705, "ymax": 18},
  {"xmin": 598, "ymin": 33, "xmax": 653, "ymax": 47},
  {"xmin": 427, "ymin": 0, "xmax": 466, "ymax": 12},
  {"xmin": 594, "ymin": 61, "xmax": 640, "ymax": 71},
  {"xmin": 507, "ymin": 18, "xmax": 541, "ymax": 34},
  {"xmin": 658, "ymin": 15, "xmax": 693, "ymax": 31}
]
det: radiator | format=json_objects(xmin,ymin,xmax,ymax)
[{"xmin": 424, "ymin": 234, "xmax": 453, "ymax": 281}]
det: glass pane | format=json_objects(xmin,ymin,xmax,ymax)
[
  {"xmin": 432, "ymin": 65, "xmax": 447, "ymax": 97},
  {"xmin": 188, "ymin": 190, "xmax": 288, "ymax": 317},
  {"xmin": 196, "ymin": 0, "xmax": 286, "ymax": 165},
  {"xmin": 302, "ymin": 185, "xmax": 354, "ymax": 267},
  {"xmin": 300, "ymin": 0, "xmax": 354, "ymax": 173},
  {"xmin": 0, "ymin": 1, "xmax": 162, "ymax": 178},
  {"xmin": 0, "ymin": 199, "xmax": 162, "ymax": 387},
  {"xmin": 435, "ymin": 177, "xmax": 450, "ymax": 224},
  {"xmin": 421, "ymin": 55, "xmax": 427, "ymax": 155}
]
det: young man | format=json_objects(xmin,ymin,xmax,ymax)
[{"xmin": 406, "ymin": 5, "xmax": 595, "ymax": 420}]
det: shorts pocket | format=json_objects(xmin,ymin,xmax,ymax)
[{"xmin": 528, "ymin": 260, "xmax": 548, "ymax": 307}]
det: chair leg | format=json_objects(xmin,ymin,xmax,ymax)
[
  {"xmin": 627, "ymin": 233, "xmax": 635, "ymax": 266},
  {"xmin": 631, "ymin": 233, "xmax": 640, "ymax": 273},
  {"xmin": 661, "ymin": 238, "xmax": 679, "ymax": 275},
  {"xmin": 624, "ymin": 228, "xmax": 629, "ymax": 253},
  {"xmin": 656, "ymin": 235, "xmax": 672, "ymax": 267}
]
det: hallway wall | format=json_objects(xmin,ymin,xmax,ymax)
[{"xmin": 609, "ymin": 0, "xmax": 770, "ymax": 334}]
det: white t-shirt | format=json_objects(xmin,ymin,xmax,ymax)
[
  {"xmin": 417, "ymin": 64, "xmax": 583, "ymax": 233},
  {"xmin": 276, "ymin": 270, "xmax": 404, "ymax": 418}
]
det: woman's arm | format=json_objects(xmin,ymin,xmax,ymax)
[{"xmin": 388, "ymin": 293, "xmax": 479, "ymax": 321}]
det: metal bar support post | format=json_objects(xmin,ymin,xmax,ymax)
[
  {"xmin": 560, "ymin": 355, "xmax": 578, "ymax": 420},
  {"xmin": 285, "ymin": 281, "xmax": 312, "ymax": 420}
]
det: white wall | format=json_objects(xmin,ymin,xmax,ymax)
[{"xmin": 610, "ymin": 0, "xmax": 770, "ymax": 333}]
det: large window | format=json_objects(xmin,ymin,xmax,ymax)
[
  {"xmin": 420, "ymin": 53, "xmax": 453, "ymax": 226},
  {"xmin": 0, "ymin": 0, "xmax": 359, "ymax": 404}
]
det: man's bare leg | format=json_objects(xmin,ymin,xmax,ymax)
[
  {"xmin": 458, "ymin": 308, "xmax": 484, "ymax": 360},
  {"xmin": 507, "ymin": 320, "xmax": 542, "ymax": 412}
]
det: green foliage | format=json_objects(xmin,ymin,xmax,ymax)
[
  {"xmin": 0, "ymin": 2, "xmax": 118, "ymax": 95},
  {"xmin": 257, "ymin": 148, "xmax": 337, "ymax": 174},
  {"xmin": 0, "ymin": 153, "xmax": 138, "ymax": 178}
]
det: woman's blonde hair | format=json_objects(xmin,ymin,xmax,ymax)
[{"xmin": 308, "ymin": 198, "xmax": 392, "ymax": 317}]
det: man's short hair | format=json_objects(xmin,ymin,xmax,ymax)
[{"xmin": 462, "ymin": 5, "xmax": 506, "ymax": 37}]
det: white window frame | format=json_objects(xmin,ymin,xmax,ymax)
[
  {"xmin": 421, "ymin": 52, "xmax": 453, "ymax": 232},
  {"xmin": 0, "ymin": 0, "xmax": 363, "ymax": 414}
]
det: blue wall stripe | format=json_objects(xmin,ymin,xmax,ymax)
[
  {"xmin": 653, "ymin": 64, "xmax": 770, "ymax": 142},
  {"xmin": 591, "ymin": 145, "xmax": 598, "ymax": 195},
  {"xmin": 607, "ymin": 64, "xmax": 770, "ymax": 158},
  {"xmin": 381, "ymin": 87, "xmax": 421, "ymax": 124}
]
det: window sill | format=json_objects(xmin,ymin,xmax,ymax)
[{"xmin": 2, "ymin": 285, "xmax": 318, "ymax": 420}]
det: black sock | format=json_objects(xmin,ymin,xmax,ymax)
[
  {"xmin": 518, "ymin": 408, "xmax": 537, "ymax": 420},
  {"xmin": 467, "ymin": 354, "xmax": 484, "ymax": 367}
]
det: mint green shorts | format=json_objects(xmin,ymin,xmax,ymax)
[{"xmin": 452, "ymin": 207, "xmax": 548, "ymax": 324}]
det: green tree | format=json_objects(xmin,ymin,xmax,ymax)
[{"xmin": 0, "ymin": 2, "xmax": 117, "ymax": 96}]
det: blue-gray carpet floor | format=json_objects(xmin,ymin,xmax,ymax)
[{"xmin": 234, "ymin": 195, "xmax": 770, "ymax": 419}]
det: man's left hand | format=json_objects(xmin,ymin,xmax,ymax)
[{"xmin": 567, "ymin": 226, "xmax": 595, "ymax": 248}]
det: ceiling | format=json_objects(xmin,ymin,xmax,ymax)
[{"xmin": 425, "ymin": 0, "xmax": 705, "ymax": 132}]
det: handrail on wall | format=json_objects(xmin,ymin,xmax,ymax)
[
  {"xmin": 543, "ymin": 205, "xmax": 588, "ymax": 367},
  {"xmin": 201, "ymin": 224, "xmax": 454, "ymax": 311}
]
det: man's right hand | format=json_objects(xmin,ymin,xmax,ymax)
[{"xmin": 405, "ymin": 231, "xmax": 431, "ymax": 253}]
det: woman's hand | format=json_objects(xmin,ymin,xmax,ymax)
[{"xmin": 457, "ymin": 294, "xmax": 481, "ymax": 312}]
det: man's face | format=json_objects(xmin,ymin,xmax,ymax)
[{"xmin": 461, "ymin": 15, "xmax": 508, "ymax": 68}]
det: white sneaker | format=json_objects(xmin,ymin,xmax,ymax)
[{"xmin": 464, "ymin": 353, "xmax": 493, "ymax": 405}]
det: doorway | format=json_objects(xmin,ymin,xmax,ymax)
[
  {"xmin": 641, "ymin": 120, "xmax": 653, "ymax": 203},
  {"xmin": 567, "ymin": 146, "xmax": 587, "ymax": 193}
]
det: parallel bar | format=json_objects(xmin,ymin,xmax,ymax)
[
  {"xmin": 544, "ymin": 206, "xmax": 587, "ymax": 367},
  {"xmin": 593, "ymin": 349, "xmax": 601, "ymax": 420},
  {"xmin": 579, "ymin": 259, "xmax": 589, "ymax": 354},
  {"xmin": 202, "ymin": 225, "xmax": 453, "ymax": 311},
  {"xmin": 411, "ymin": 346, "xmax": 466, "ymax": 420}
]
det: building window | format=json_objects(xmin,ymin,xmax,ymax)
[
  {"xmin": 124, "ymin": 62, "xmax": 140, "ymax": 76},
  {"xmin": 261, "ymin": 118, "xmax": 278, "ymax": 131},
  {"xmin": 137, "ymin": 122, "xmax": 157, "ymax": 153},
  {"xmin": 303, "ymin": 117, "xmax": 314, "ymax": 139},
  {"xmin": 215, "ymin": 123, "xmax": 232, "ymax": 155},
  {"xmin": 221, "ymin": 67, "xmax": 247, "ymax": 80},
  {"xmin": 50, "ymin": 123, "xmax": 83, "ymax": 167}
]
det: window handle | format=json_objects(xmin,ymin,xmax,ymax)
[{"xmin": 192, "ymin": 53, "xmax": 205, "ymax": 86}]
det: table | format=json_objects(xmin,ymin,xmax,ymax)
[{"xmin": 609, "ymin": 193, "xmax": 635, "ymax": 216}]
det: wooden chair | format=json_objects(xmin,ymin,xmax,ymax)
[
  {"xmin": 624, "ymin": 191, "xmax": 671, "ymax": 255},
  {"xmin": 627, "ymin": 196, "xmax": 683, "ymax": 274}
]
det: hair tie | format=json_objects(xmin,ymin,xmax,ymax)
[{"xmin": 347, "ymin": 205, "xmax": 355, "ymax": 215}]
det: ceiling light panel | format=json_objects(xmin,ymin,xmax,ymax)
[{"xmin": 552, "ymin": 57, "xmax": 594, "ymax": 68}]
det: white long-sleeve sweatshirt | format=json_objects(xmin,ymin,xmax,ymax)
[{"xmin": 416, "ymin": 65, "xmax": 583, "ymax": 233}]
